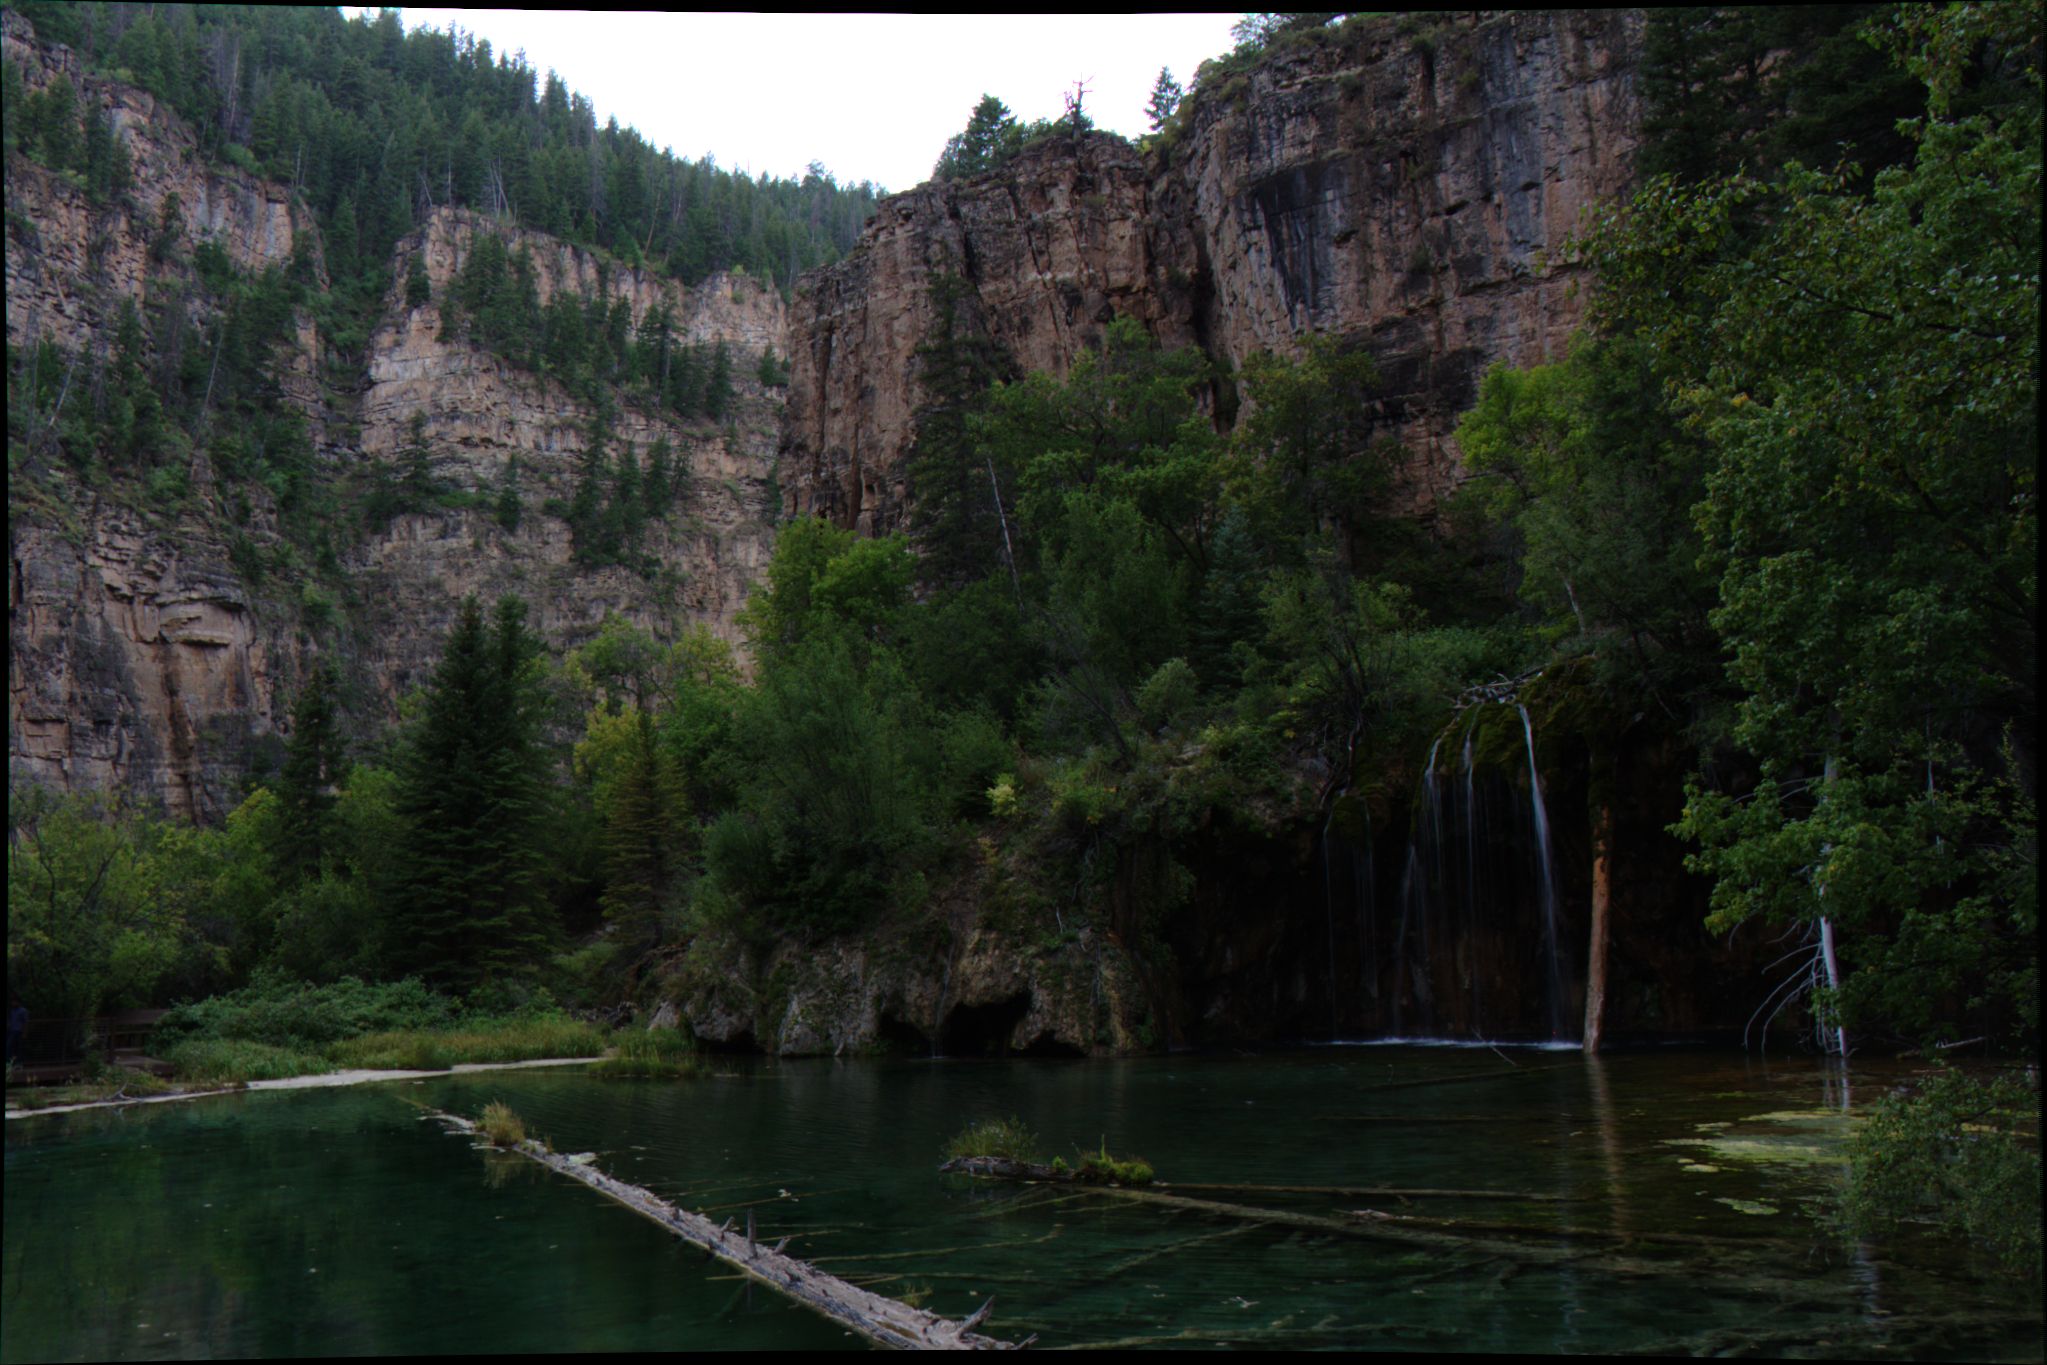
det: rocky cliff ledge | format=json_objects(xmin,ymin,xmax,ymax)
[
  {"xmin": 661, "ymin": 882, "xmax": 1158, "ymax": 1058},
  {"xmin": 6, "ymin": 13, "xmax": 787, "ymax": 818},
  {"xmin": 780, "ymin": 9, "xmax": 1643, "ymax": 532}
]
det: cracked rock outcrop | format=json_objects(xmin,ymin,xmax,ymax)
[
  {"xmin": 7, "ymin": 13, "xmax": 787, "ymax": 817},
  {"xmin": 781, "ymin": 9, "xmax": 1643, "ymax": 532}
]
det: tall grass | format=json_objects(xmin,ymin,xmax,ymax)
[
  {"xmin": 478, "ymin": 1100, "xmax": 526, "ymax": 1147},
  {"xmin": 590, "ymin": 1028, "xmax": 703, "ymax": 1079},
  {"xmin": 326, "ymin": 1016, "xmax": 607, "ymax": 1070},
  {"xmin": 945, "ymin": 1117, "xmax": 1040, "ymax": 1161},
  {"xmin": 162, "ymin": 1039, "xmax": 334, "ymax": 1084}
]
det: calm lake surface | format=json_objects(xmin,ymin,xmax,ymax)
[{"xmin": 4, "ymin": 1046, "xmax": 2040, "ymax": 1358}]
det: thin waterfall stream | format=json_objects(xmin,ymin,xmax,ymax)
[
  {"xmin": 1344, "ymin": 704, "xmax": 1580, "ymax": 1044},
  {"xmin": 1518, "ymin": 704, "xmax": 1568, "ymax": 1042}
]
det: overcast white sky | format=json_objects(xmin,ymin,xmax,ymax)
[{"xmin": 337, "ymin": 10, "xmax": 1247, "ymax": 194}]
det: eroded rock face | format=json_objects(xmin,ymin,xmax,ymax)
[
  {"xmin": 350, "ymin": 209, "xmax": 787, "ymax": 701},
  {"xmin": 665, "ymin": 918, "xmax": 1153, "ymax": 1058},
  {"xmin": 3, "ymin": 10, "xmax": 321, "ymax": 359},
  {"xmin": 10, "ymin": 515, "xmax": 283, "ymax": 823},
  {"xmin": 6, "ymin": 15, "xmax": 786, "ymax": 817},
  {"xmin": 782, "ymin": 10, "xmax": 1643, "ymax": 530},
  {"xmin": 779, "ymin": 133, "xmax": 1199, "ymax": 535}
]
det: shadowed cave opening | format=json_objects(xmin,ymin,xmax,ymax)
[
  {"xmin": 698, "ymin": 1027, "xmax": 757, "ymax": 1055},
  {"xmin": 874, "ymin": 1012, "xmax": 932, "ymax": 1057},
  {"xmin": 940, "ymin": 992, "xmax": 1085, "ymax": 1058}
]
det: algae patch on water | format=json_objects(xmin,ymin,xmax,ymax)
[
  {"xmin": 1663, "ymin": 1108, "xmax": 1857, "ymax": 1169},
  {"xmin": 1714, "ymin": 1197, "xmax": 1781, "ymax": 1216}
]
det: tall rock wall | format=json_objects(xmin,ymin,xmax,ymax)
[
  {"xmin": 781, "ymin": 9, "xmax": 1643, "ymax": 531},
  {"xmin": 347, "ymin": 209, "xmax": 785, "ymax": 709},
  {"xmin": 6, "ymin": 14, "xmax": 786, "ymax": 820}
]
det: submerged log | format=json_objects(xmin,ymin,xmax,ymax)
[
  {"xmin": 940, "ymin": 1156, "xmax": 1094, "ymax": 1183},
  {"xmin": 943, "ymin": 1158, "xmax": 1578, "ymax": 1204},
  {"xmin": 427, "ymin": 1107, "xmax": 1021, "ymax": 1350},
  {"xmin": 943, "ymin": 1160, "xmax": 1830, "ymax": 1284}
]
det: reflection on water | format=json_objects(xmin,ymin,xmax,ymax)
[{"xmin": 4, "ymin": 1049, "xmax": 2040, "ymax": 1358}]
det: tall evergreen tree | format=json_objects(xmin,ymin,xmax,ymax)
[
  {"xmin": 705, "ymin": 340, "xmax": 734, "ymax": 420},
  {"xmin": 934, "ymin": 94, "xmax": 1021, "ymax": 180},
  {"xmin": 1146, "ymin": 68, "xmax": 1183, "ymax": 132},
  {"xmin": 904, "ymin": 271, "xmax": 1017, "ymax": 589},
  {"xmin": 390, "ymin": 595, "xmax": 554, "ymax": 991},
  {"xmin": 276, "ymin": 662, "xmax": 345, "ymax": 883},
  {"xmin": 598, "ymin": 710, "xmax": 687, "ymax": 965}
]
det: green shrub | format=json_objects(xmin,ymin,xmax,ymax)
[
  {"xmin": 6, "ymin": 1066, "xmax": 178, "ymax": 1110},
  {"xmin": 325, "ymin": 1032, "xmax": 454, "ymax": 1070},
  {"xmin": 155, "ymin": 976, "xmax": 459, "ymax": 1051},
  {"xmin": 1842, "ymin": 1068, "xmax": 2041, "ymax": 1276}
]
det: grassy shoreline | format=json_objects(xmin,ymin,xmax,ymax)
[
  {"xmin": 5, "ymin": 1014, "xmax": 616, "ymax": 1113},
  {"xmin": 4, "ymin": 1054, "xmax": 610, "ymax": 1116}
]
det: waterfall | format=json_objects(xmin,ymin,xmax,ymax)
[
  {"xmin": 1352, "ymin": 704, "xmax": 1579, "ymax": 1043},
  {"xmin": 1323, "ymin": 793, "xmax": 1341, "ymax": 1040},
  {"xmin": 1356, "ymin": 803, "xmax": 1376, "ymax": 1006},
  {"xmin": 1462, "ymin": 719, "xmax": 1483, "ymax": 1039},
  {"xmin": 1518, "ymin": 704, "xmax": 1568, "ymax": 1041}
]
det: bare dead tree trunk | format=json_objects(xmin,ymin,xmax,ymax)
[
  {"xmin": 1582, "ymin": 795, "xmax": 1613, "ymax": 1054},
  {"xmin": 986, "ymin": 455, "xmax": 1021, "ymax": 608}
]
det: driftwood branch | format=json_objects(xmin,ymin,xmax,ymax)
[{"xmin": 427, "ymin": 1107, "xmax": 1021, "ymax": 1350}]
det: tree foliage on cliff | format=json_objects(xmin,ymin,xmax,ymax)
[
  {"xmin": 1595, "ymin": 2, "xmax": 2040, "ymax": 1053},
  {"xmin": 5, "ymin": 1, "xmax": 880, "ymax": 295},
  {"xmin": 1458, "ymin": 0, "xmax": 2039, "ymax": 1271}
]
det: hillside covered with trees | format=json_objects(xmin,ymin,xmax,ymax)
[{"xmin": 5, "ymin": 4, "xmax": 2038, "ymax": 1279}]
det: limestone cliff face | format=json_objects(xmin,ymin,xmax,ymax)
[
  {"xmin": 666, "ymin": 900, "xmax": 1155, "ymax": 1059},
  {"xmin": 2, "ymin": 10, "xmax": 320, "ymax": 353},
  {"xmin": 5, "ymin": 13, "xmax": 325, "ymax": 820},
  {"xmin": 6, "ymin": 14, "xmax": 786, "ymax": 818},
  {"xmin": 782, "ymin": 9, "xmax": 1643, "ymax": 530},
  {"xmin": 11, "ymin": 514, "xmax": 281, "ymax": 822},
  {"xmin": 348, "ymin": 210, "xmax": 786, "ymax": 705},
  {"xmin": 779, "ymin": 133, "xmax": 1197, "ymax": 534}
]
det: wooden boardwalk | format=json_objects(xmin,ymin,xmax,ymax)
[{"xmin": 425, "ymin": 1107, "xmax": 1026, "ymax": 1350}]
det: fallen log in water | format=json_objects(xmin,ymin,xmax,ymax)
[
  {"xmin": 426, "ymin": 1107, "xmax": 1025, "ymax": 1350},
  {"xmin": 941, "ymin": 1160, "xmax": 1834, "ymax": 1288},
  {"xmin": 940, "ymin": 1156, "xmax": 1115, "ymax": 1184},
  {"xmin": 941, "ymin": 1157, "xmax": 1575, "ymax": 1204}
]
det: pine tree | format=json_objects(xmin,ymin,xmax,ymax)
[
  {"xmin": 668, "ymin": 342, "xmax": 704, "ymax": 418},
  {"xmin": 1147, "ymin": 68, "xmax": 1183, "ymax": 132},
  {"xmin": 405, "ymin": 251, "xmax": 431, "ymax": 309},
  {"xmin": 905, "ymin": 272, "xmax": 1017, "ymax": 588},
  {"xmin": 276, "ymin": 662, "xmax": 345, "ymax": 883},
  {"xmin": 38, "ymin": 74, "xmax": 79, "ymax": 169},
  {"xmin": 494, "ymin": 456, "xmax": 522, "ymax": 533},
  {"xmin": 705, "ymin": 340, "xmax": 733, "ymax": 420},
  {"xmin": 399, "ymin": 411, "xmax": 439, "ymax": 505},
  {"xmin": 934, "ymin": 94, "xmax": 1021, "ymax": 180},
  {"xmin": 599, "ymin": 710, "xmax": 687, "ymax": 962},
  {"xmin": 613, "ymin": 440, "xmax": 644, "ymax": 552},
  {"xmin": 1190, "ymin": 511, "xmax": 1262, "ymax": 692},
  {"xmin": 391, "ymin": 595, "xmax": 554, "ymax": 992},
  {"xmin": 643, "ymin": 436, "xmax": 673, "ymax": 515}
]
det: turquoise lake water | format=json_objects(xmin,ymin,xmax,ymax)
[{"xmin": 4, "ymin": 1046, "xmax": 2040, "ymax": 1357}]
